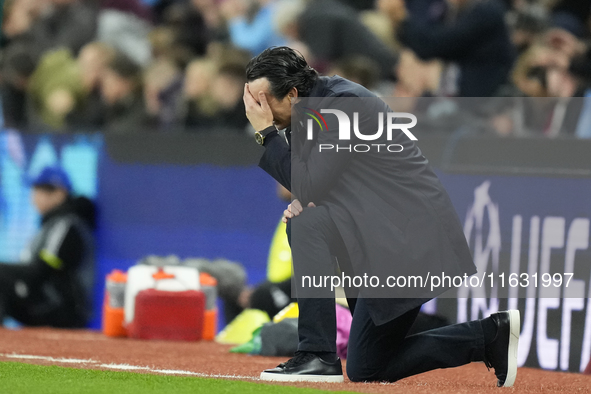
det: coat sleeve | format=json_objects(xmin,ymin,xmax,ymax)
[
  {"xmin": 38, "ymin": 218, "xmax": 85, "ymax": 271},
  {"xmin": 0, "ymin": 221, "xmax": 84, "ymax": 280},
  {"xmin": 258, "ymin": 130, "xmax": 292, "ymax": 191},
  {"xmin": 290, "ymin": 110, "xmax": 353, "ymax": 205},
  {"xmin": 397, "ymin": 2, "xmax": 504, "ymax": 61},
  {"xmin": 31, "ymin": 3, "xmax": 97, "ymax": 55}
]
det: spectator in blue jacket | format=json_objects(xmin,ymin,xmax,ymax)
[{"xmin": 225, "ymin": 0, "xmax": 286, "ymax": 56}]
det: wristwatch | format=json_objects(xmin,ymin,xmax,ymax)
[{"xmin": 255, "ymin": 126, "xmax": 277, "ymax": 145}]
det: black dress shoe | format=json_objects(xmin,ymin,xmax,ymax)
[
  {"xmin": 260, "ymin": 351, "xmax": 344, "ymax": 382},
  {"xmin": 484, "ymin": 310, "xmax": 520, "ymax": 387}
]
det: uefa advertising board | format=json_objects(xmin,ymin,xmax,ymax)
[{"xmin": 436, "ymin": 173, "xmax": 591, "ymax": 373}]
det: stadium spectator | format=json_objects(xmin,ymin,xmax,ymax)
[
  {"xmin": 552, "ymin": 0, "xmax": 591, "ymax": 30},
  {"xmin": 25, "ymin": 0, "xmax": 97, "ymax": 60},
  {"xmin": 143, "ymin": 57, "xmax": 183, "ymax": 129},
  {"xmin": 338, "ymin": 0, "xmax": 374, "ymax": 11},
  {"xmin": 271, "ymin": 0, "xmax": 309, "ymax": 55},
  {"xmin": 157, "ymin": 0, "xmax": 220, "ymax": 58},
  {"xmin": 181, "ymin": 58, "xmax": 218, "ymax": 129},
  {"xmin": 508, "ymin": 44, "xmax": 591, "ymax": 136},
  {"xmin": 512, "ymin": 44, "xmax": 562, "ymax": 98},
  {"xmin": 403, "ymin": 0, "xmax": 447, "ymax": 26},
  {"xmin": 507, "ymin": 4, "xmax": 549, "ymax": 54},
  {"xmin": 543, "ymin": 25, "xmax": 587, "ymax": 60},
  {"xmin": 1, "ymin": 0, "xmax": 45, "ymax": 129},
  {"xmin": 1, "ymin": 0, "xmax": 590, "ymax": 135},
  {"xmin": 27, "ymin": 49, "xmax": 85, "ymax": 130},
  {"xmin": 0, "ymin": 47, "xmax": 36, "ymax": 129},
  {"xmin": 100, "ymin": 0, "xmax": 153, "ymax": 21},
  {"xmin": 0, "ymin": 166, "xmax": 95, "ymax": 328},
  {"xmin": 551, "ymin": 8, "xmax": 590, "ymax": 41},
  {"xmin": 208, "ymin": 62, "xmax": 249, "ymax": 129},
  {"xmin": 183, "ymin": 60, "xmax": 249, "ymax": 131},
  {"xmin": 223, "ymin": 0, "xmax": 285, "ymax": 56},
  {"xmin": 393, "ymin": 48, "xmax": 442, "ymax": 97},
  {"xmin": 100, "ymin": 52, "xmax": 150, "ymax": 133},
  {"xmin": 540, "ymin": 51, "xmax": 591, "ymax": 136},
  {"xmin": 328, "ymin": 56, "xmax": 382, "ymax": 93},
  {"xmin": 276, "ymin": 0, "xmax": 398, "ymax": 79},
  {"xmin": 97, "ymin": 0, "xmax": 154, "ymax": 67},
  {"xmin": 547, "ymin": 52, "xmax": 591, "ymax": 98},
  {"xmin": 384, "ymin": 0, "xmax": 517, "ymax": 96},
  {"xmin": 572, "ymin": 49, "xmax": 591, "ymax": 137},
  {"xmin": 2, "ymin": 0, "xmax": 46, "ymax": 44},
  {"xmin": 67, "ymin": 42, "xmax": 117, "ymax": 130},
  {"xmin": 358, "ymin": 8, "xmax": 399, "ymax": 53},
  {"xmin": 1, "ymin": 0, "xmax": 97, "ymax": 130},
  {"xmin": 148, "ymin": 26, "xmax": 195, "ymax": 68},
  {"xmin": 26, "ymin": 42, "xmax": 116, "ymax": 131}
]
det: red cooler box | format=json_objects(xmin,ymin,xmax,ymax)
[{"xmin": 128, "ymin": 289, "xmax": 206, "ymax": 341}]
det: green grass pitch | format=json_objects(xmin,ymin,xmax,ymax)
[{"xmin": 0, "ymin": 361, "xmax": 354, "ymax": 394}]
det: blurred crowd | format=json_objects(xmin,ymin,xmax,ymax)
[{"xmin": 0, "ymin": 0, "xmax": 590, "ymax": 137}]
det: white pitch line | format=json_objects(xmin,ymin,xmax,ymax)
[
  {"xmin": 1, "ymin": 354, "xmax": 96, "ymax": 364},
  {"xmin": 0, "ymin": 353, "xmax": 258, "ymax": 380},
  {"xmin": 99, "ymin": 363, "xmax": 150, "ymax": 371}
]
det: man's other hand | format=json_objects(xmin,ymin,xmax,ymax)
[
  {"xmin": 243, "ymin": 83, "xmax": 274, "ymax": 131},
  {"xmin": 282, "ymin": 199, "xmax": 316, "ymax": 223}
]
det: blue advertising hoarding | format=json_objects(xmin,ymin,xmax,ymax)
[
  {"xmin": 0, "ymin": 131, "xmax": 285, "ymax": 330},
  {"xmin": 438, "ymin": 173, "xmax": 591, "ymax": 373}
]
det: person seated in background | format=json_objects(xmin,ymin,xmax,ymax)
[
  {"xmin": 67, "ymin": 42, "xmax": 117, "ymax": 131},
  {"xmin": 328, "ymin": 55, "xmax": 382, "ymax": 94},
  {"xmin": 0, "ymin": 47, "xmax": 37, "ymax": 130},
  {"xmin": 393, "ymin": 48, "xmax": 441, "ymax": 98},
  {"xmin": 0, "ymin": 166, "xmax": 96, "ymax": 328},
  {"xmin": 1, "ymin": 0, "xmax": 97, "ymax": 65},
  {"xmin": 508, "ymin": 4, "xmax": 550, "ymax": 55},
  {"xmin": 183, "ymin": 60, "xmax": 249, "ymax": 131},
  {"xmin": 100, "ymin": 52, "xmax": 151, "ymax": 133},
  {"xmin": 26, "ymin": 43, "xmax": 115, "ymax": 131},
  {"xmin": 26, "ymin": 48, "xmax": 84, "ymax": 131},
  {"xmin": 181, "ymin": 58, "xmax": 218, "ymax": 129},
  {"xmin": 222, "ymin": 0, "xmax": 286, "ymax": 56},
  {"xmin": 143, "ymin": 58, "xmax": 184, "ymax": 130},
  {"xmin": 382, "ymin": 0, "xmax": 516, "ymax": 97},
  {"xmin": 155, "ymin": 0, "xmax": 220, "ymax": 58},
  {"xmin": 207, "ymin": 62, "xmax": 250, "ymax": 130},
  {"xmin": 30, "ymin": 0, "xmax": 98, "ymax": 59},
  {"xmin": 510, "ymin": 41, "xmax": 591, "ymax": 137},
  {"xmin": 97, "ymin": 0, "xmax": 154, "ymax": 68},
  {"xmin": 274, "ymin": 0, "xmax": 397, "ymax": 79}
]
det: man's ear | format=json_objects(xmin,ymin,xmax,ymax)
[{"xmin": 288, "ymin": 87, "xmax": 299, "ymax": 104}]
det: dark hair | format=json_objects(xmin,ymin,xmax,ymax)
[
  {"xmin": 218, "ymin": 62, "xmax": 247, "ymax": 82},
  {"xmin": 246, "ymin": 47, "xmax": 318, "ymax": 99},
  {"xmin": 569, "ymin": 50, "xmax": 591, "ymax": 85},
  {"xmin": 108, "ymin": 52, "xmax": 142, "ymax": 81}
]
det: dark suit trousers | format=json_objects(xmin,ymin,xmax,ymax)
[{"xmin": 288, "ymin": 205, "xmax": 486, "ymax": 382}]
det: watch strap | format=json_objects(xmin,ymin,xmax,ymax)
[{"xmin": 259, "ymin": 125, "xmax": 277, "ymax": 137}]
